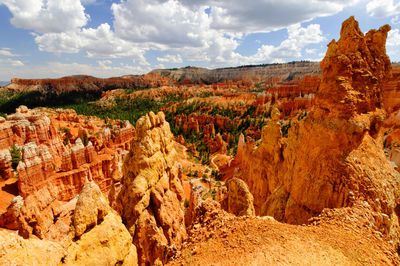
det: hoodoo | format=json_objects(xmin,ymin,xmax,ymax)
[
  {"xmin": 236, "ymin": 16, "xmax": 400, "ymax": 240},
  {"xmin": 115, "ymin": 111, "xmax": 187, "ymax": 265}
]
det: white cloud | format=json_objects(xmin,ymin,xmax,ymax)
[
  {"xmin": 108, "ymin": 0, "xmax": 346, "ymax": 65},
  {"xmin": 0, "ymin": 0, "xmax": 352, "ymax": 77},
  {"xmin": 0, "ymin": 0, "xmax": 89, "ymax": 34},
  {"xmin": 155, "ymin": 63, "xmax": 165, "ymax": 69},
  {"xmin": 387, "ymin": 28, "xmax": 400, "ymax": 61},
  {"xmin": 207, "ymin": 0, "xmax": 360, "ymax": 33},
  {"xmin": 0, "ymin": 58, "xmax": 24, "ymax": 67},
  {"xmin": 35, "ymin": 24, "xmax": 150, "ymax": 65},
  {"xmin": 306, "ymin": 48, "xmax": 317, "ymax": 54},
  {"xmin": 392, "ymin": 15, "xmax": 400, "ymax": 24},
  {"xmin": 0, "ymin": 48, "xmax": 19, "ymax": 57},
  {"xmin": 366, "ymin": 0, "xmax": 400, "ymax": 17},
  {"xmin": 205, "ymin": 23, "xmax": 325, "ymax": 67},
  {"xmin": 111, "ymin": 0, "xmax": 211, "ymax": 48},
  {"xmin": 157, "ymin": 54, "xmax": 183, "ymax": 63}
]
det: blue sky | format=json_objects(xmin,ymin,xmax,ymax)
[{"xmin": 0, "ymin": 0, "xmax": 399, "ymax": 81}]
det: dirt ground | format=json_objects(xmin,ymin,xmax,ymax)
[{"xmin": 168, "ymin": 201, "xmax": 399, "ymax": 266}]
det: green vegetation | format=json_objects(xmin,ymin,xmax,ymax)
[
  {"xmin": 211, "ymin": 169, "xmax": 224, "ymax": 181},
  {"xmin": 285, "ymin": 72, "xmax": 300, "ymax": 82},
  {"xmin": 281, "ymin": 119, "xmax": 292, "ymax": 138},
  {"xmin": 0, "ymin": 90, "xmax": 102, "ymax": 114},
  {"xmin": 202, "ymin": 173, "xmax": 209, "ymax": 182},
  {"xmin": 252, "ymin": 81, "xmax": 266, "ymax": 92},
  {"xmin": 0, "ymin": 85, "xmax": 275, "ymax": 168},
  {"xmin": 81, "ymin": 132, "xmax": 89, "ymax": 146},
  {"xmin": 10, "ymin": 144, "xmax": 22, "ymax": 170}
]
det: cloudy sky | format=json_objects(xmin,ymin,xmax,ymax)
[{"xmin": 0, "ymin": 0, "xmax": 399, "ymax": 81}]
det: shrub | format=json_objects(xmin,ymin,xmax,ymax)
[
  {"xmin": 202, "ymin": 174, "xmax": 209, "ymax": 182},
  {"xmin": 81, "ymin": 132, "xmax": 89, "ymax": 146},
  {"xmin": 10, "ymin": 144, "xmax": 22, "ymax": 170},
  {"xmin": 184, "ymin": 199, "xmax": 189, "ymax": 209}
]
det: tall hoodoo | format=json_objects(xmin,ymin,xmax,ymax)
[
  {"xmin": 117, "ymin": 111, "xmax": 186, "ymax": 265},
  {"xmin": 236, "ymin": 16, "xmax": 400, "ymax": 243},
  {"xmin": 280, "ymin": 16, "xmax": 399, "ymax": 224},
  {"xmin": 315, "ymin": 16, "xmax": 391, "ymax": 119}
]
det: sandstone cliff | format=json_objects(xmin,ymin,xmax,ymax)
[
  {"xmin": 5, "ymin": 73, "xmax": 169, "ymax": 95},
  {"xmin": 151, "ymin": 62, "xmax": 321, "ymax": 84}
]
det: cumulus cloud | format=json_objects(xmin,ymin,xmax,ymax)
[
  {"xmin": 208, "ymin": 0, "xmax": 360, "ymax": 33},
  {"xmin": 111, "ymin": 0, "xmax": 211, "ymax": 48},
  {"xmin": 387, "ymin": 28, "xmax": 400, "ymax": 61},
  {"xmin": 35, "ymin": 24, "xmax": 150, "ymax": 65},
  {"xmin": 306, "ymin": 48, "xmax": 317, "ymax": 54},
  {"xmin": 366, "ymin": 0, "xmax": 400, "ymax": 17},
  {"xmin": 0, "ymin": 0, "xmax": 89, "ymax": 33},
  {"xmin": 0, "ymin": 0, "xmax": 357, "ymax": 76},
  {"xmin": 0, "ymin": 58, "xmax": 24, "ymax": 67},
  {"xmin": 243, "ymin": 23, "xmax": 325, "ymax": 64},
  {"xmin": 157, "ymin": 54, "xmax": 183, "ymax": 63},
  {"xmin": 391, "ymin": 15, "xmax": 400, "ymax": 24},
  {"xmin": 0, "ymin": 48, "xmax": 19, "ymax": 57}
]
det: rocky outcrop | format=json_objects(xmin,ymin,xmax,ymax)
[
  {"xmin": 234, "ymin": 108, "xmax": 284, "ymax": 212},
  {"xmin": 72, "ymin": 182, "xmax": 109, "ymax": 237},
  {"xmin": 65, "ymin": 182, "xmax": 137, "ymax": 265},
  {"xmin": 116, "ymin": 111, "xmax": 186, "ymax": 265},
  {"xmin": 222, "ymin": 177, "xmax": 255, "ymax": 216},
  {"xmin": 0, "ymin": 230, "xmax": 65, "ymax": 266},
  {"xmin": 235, "ymin": 17, "xmax": 400, "ymax": 245},
  {"xmin": 0, "ymin": 182, "xmax": 138, "ymax": 265}
]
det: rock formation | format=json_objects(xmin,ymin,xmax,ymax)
[
  {"xmin": 0, "ymin": 230, "xmax": 65, "ymax": 265},
  {"xmin": 0, "ymin": 182, "xmax": 138, "ymax": 265},
  {"xmin": 235, "ymin": 17, "xmax": 400, "ymax": 245},
  {"xmin": 116, "ymin": 111, "xmax": 186, "ymax": 265},
  {"xmin": 222, "ymin": 177, "xmax": 255, "ymax": 216},
  {"xmin": 0, "ymin": 106, "xmax": 134, "ymax": 203}
]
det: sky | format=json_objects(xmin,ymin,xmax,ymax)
[{"xmin": 0, "ymin": 0, "xmax": 399, "ymax": 81}]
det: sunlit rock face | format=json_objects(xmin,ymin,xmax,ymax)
[
  {"xmin": 116, "ymin": 111, "xmax": 186, "ymax": 265},
  {"xmin": 236, "ymin": 17, "xmax": 400, "ymax": 246}
]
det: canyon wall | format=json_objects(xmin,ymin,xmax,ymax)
[
  {"xmin": 4, "ymin": 73, "xmax": 169, "ymax": 95},
  {"xmin": 151, "ymin": 62, "xmax": 321, "ymax": 84}
]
